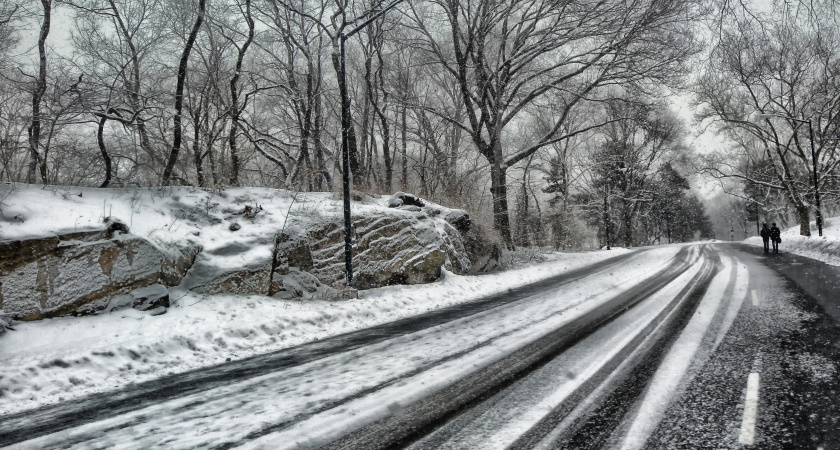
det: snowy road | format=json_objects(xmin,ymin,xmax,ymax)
[{"xmin": 1, "ymin": 243, "xmax": 838, "ymax": 449}]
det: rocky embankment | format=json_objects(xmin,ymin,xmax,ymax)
[{"xmin": 0, "ymin": 185, "xmax": 499, "ymax": 322}]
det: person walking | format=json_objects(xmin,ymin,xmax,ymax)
[
  {"xmin": 760, "ymin": 223, "xmax": 770, "ymax": 253},
  {"xmin": 770, "ymin": 222, "xmax": 781, "ymax": 254}
]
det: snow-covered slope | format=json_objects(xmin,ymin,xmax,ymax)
[
  {"xmin": 1, "ymin": 183, "xmax": 490, "ymax": 321},
  {"xmin": 0, "ymin": 183, "xmax": 431, "ymax": 277},
  {"xmin": 743, "ymin": 216, "xmax": 840, "ymax": 266}
]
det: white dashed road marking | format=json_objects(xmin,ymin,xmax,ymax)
[
  {"xmin": 739, "ymin": 372, "xmax": 760, "ymax": 445},
  {"xmin": 751, "ymin": 290, "xmax": 759, "ymax": 306}
]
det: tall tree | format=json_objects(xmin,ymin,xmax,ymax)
[
  {"xmin": 408, "ymin": 0, "xmax": 699, "ymax": 247},
  {"xmin": 224, "ymin": 0, "xmax": 255, "ymax": 186},
  {"xmin": 696, "ymin": 3, "xmax": 840, "ymax": 235},
  {"xmin": 162, "ymin": 0, "xmax": 207, "ymax": 185},
  {"xmin": 27, "ymin": 0, "xmax": 52, "ymax": 183}
]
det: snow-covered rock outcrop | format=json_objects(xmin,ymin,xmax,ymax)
[
  {"xmin": 304, "ymin": 212, "xmax": 472, "ymax": 290},
  {"xmin": 0, "ymin": 184, "xmax": 498, "ymax": 321},
  {"xmin": 0, "ymin": 229, "xmax": 162, "ymax": 321}
]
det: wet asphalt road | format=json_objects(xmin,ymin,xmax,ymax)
[
  {"xmin": 1, "ymin": 243, "xmax": 838, "ymax": 449},
  {"xmin": 557, "ymin": 244, "xmax": 840, "ymax": 450},
  {"xmin": 393, "ymin": 244, "xmax": 840, "ymax": 449},
  {"xmin": 728, "ymin": 244, "xmax": 840, "ymax": 449}
]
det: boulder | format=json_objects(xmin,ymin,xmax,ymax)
[
  {"xmin": 160, "ymin": 243, "xmax": 202, "ymax": 287},
  {"xmin": 0, "ymin": 230, "xmax": 163, "ymax": 321},
  {"xmin": 387, "ymin": 192, "xmax": 425, "ymax": 208},
  {"xmin": 460, "ymin": 222, "xmax": 502, "ymax": 272},
  {"xmin": 269, "ymin": 232, "xmax": 319, "ymax": 298},
  {"xmin": 185, "ymin": 264, "xmax": 271, "ymax": 296},
  {"xmin": 306, "ymin": 211, "xmax": 471, "ymax": 290},
  {"xmin": 105, "ymin": 283, "xmax": 170, "ymax": 312},
  {"xmin": 0, "ymin": 310, "xmax": 12, "ymax": 336},
  {"xmin": 273, "ymin": 232, "xmax": 314, "ymax": 272},
  {"xmin": 177, "ymin": 240, "xmax": 272, "ymax": 296},
  {"xmin": 444, "ymin": 209, "xmax": 471, "ymax": 233},
  {"xmin": 270, "ymin": 268, "xmax": 321, "ymax": 299}
]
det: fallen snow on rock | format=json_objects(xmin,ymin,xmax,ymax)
[
  {"xmin": 0, "ymin": 244, "xmax": 630, "ymax": 415},
  {"xmin": 0, "ymin": 183, "xmax": 410, "ymax": 282},
  {"xmin": 743, "ymin": 216, "xmax": 840, "ymax": 266},
  {"xmin": 0, "ymin": 183, "xmax": 492, "ymax": 322}
]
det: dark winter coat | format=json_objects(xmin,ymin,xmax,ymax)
[
  {"xmin": 760, "ymin": 227, "xmax": 769, "ymax": 241},
  {"xmin": 770, "ymin": 226, "xmax": 781, "ymax": 242}
]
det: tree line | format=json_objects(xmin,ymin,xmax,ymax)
[
  {"xmin": 698, "ymin": 0, "xmax": 840, "ymax": 236},
  {"xmin": 1, "ymin": 0, "xmax": 718, "ymax": 249}
]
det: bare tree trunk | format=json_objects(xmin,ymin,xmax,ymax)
[
  {"xmin": 797, "ymin": 205, "xmax": 811, "ymax": 236},
  {"xmin": 331, "ymin": 52, "xmax": 362, "ymax": 184},
  {"xmin": 27, "ymin": 0, "xmax": 51, "ymax": 184},
  {"xmin": 312, "ymin": 92, "xmax": 331, "ymax": 191},
  {"xmin": 192, "ymin": 107, "xmax": 204, "ymax": 187},
  {"xmin": 162, "ymin": 0, "xmax": 206, "ymax": 186},
  {"xmin": 227, "ymin": 0, "xmax": 254, "ymax": 187},
  {"xmin": 106, "ymin": 0, "xmax": 158, "ymax": 171},
  {"xmin": 299, "ymin": 85, "xmax": 314, "ymax": 191},
  {"xmin": 622, "ymin": 197, "xmax": 635, "ymax": 247},
  {"xmin": 377, "ymin": 102, "xmax": 392, "ymax": 193},
  {"xmin": 359, "ymin": 69, "xmax": 371, "ymax": 186},
  {"xmin": 490, "ymin": 157, "xmax": 513, "ymax": 249},
  {"xmin": 514, "ymin": 180, "xmax": 529, "ymax": 247},
  {"xmin": 401, "ymin": 100, "xmax": 407, "ymax": 190},
  {"xmin": 97, "ymin": 114, "xmax": 112, "ymax": 187},
  {"xmin": 367, "ymin": 35, "xmax": 392, "ymax": 192},
  {"xmin": 208, "ymin": 135, "xmax": 218, "ymax": 186}
]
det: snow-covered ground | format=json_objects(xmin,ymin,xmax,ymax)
[
  {"xmin": 0, "ymin": 243, "xmax": 632, "ymax": 416},
  {"xmin": 4, "ymin": 246, "xmax": 692, "ymax": 449},
  {"xmin": 743, "ymin": 216, "xmax": 840, "ymax": 266},
  {"xmin": 405, "ymin": 248, "xmax": 712, "ymax": 450}
]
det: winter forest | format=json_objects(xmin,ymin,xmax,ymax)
[{"xmin": 1, "ymin": 0, "xmax": 839, "ymax": 249}]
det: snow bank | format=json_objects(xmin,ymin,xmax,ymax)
[
  {"xmin": 743, "ymin": 216, "xmax": 840, "ymax": 266},
  {"xmin": 0, "ymin": 246, "xmax": 629, "ymax": 416}
]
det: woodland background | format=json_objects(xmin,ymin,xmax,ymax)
[{"xmin": 1, "ymin": 0, "xmax": 838, "ymax": 249}]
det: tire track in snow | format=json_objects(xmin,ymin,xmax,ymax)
[
  {"xmin": 613, "ymin": 250, "xmax": 751, "ymax": 450},
  {"xmin": 0, "ymin": 250, "xmax": 643, "ymax": 447},
  {"xmin": 1, "ymin": 248, "xmax": 685, "ymax": 449},
  {"xmin": 408, "ymin": 248, "xmax": 716, "ymax": 450},
  {"xmin": 274, "ymin": 247, "xmax": 704, "ymax": 450}
]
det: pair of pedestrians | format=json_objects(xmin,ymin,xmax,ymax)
[{"xmin": 760, "ymin": 223, "xmax": 781, "ymax": 254}]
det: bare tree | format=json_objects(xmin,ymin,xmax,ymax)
[
  {"xmin": 0, "ymin": 1, "xmax": 18, "ymax": 64},
  {"xmin": 407, "ymin": 0, "xmax": 700, "ymax": 247},
  {"xmin": 162, "ymin": 0, "xmax": 207, "ymax": 185},
  {"xmin": 696, "ymin": 4, "xmax": 840, "ymax": 235},
  {"xmin": 67, "ymin": 0, "xmax": 170, "ymax": 185},
  {"xmin": 218, "ymin": 0, "xmax": 255, "ymax": 186},
  {"xmin": 26, "ymin": 0, "xmax": 52, "ymax": 183}
]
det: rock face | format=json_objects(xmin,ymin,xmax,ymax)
[
  {"xmin": 305, "ymin": 212, "xmax": 471, "ymax": 290},
  {"xmin": 386, "ymin": 194, "xmax": 501, "ymax": 274},
  {"xmin": 160, "ymin": 243, "xmax": 202, "ymax": 287},
  {"xmin": 387, "ymin": 192, "xmax": 426, "ymax": 208},
  {"xmin": 0, "ymin": 230, "xmax": 163, "ymax": 321},
  {"xmin": 177, "ymin": 207, "xmax": 475, "ymax": 295},
  {"xmin": 461, "ymin": 223, "xmax": 502, "ymax": 272},
  {"xmin": 177, "ymin": 239, "xmax": 273, "ymax": 296},
  {"xmin": 269, "ymin": 232, "xmax": 320, "ymax": 299},
  {"xmin": 0, "ymin": 189, "xmax": 500, "ymax": 323}
]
